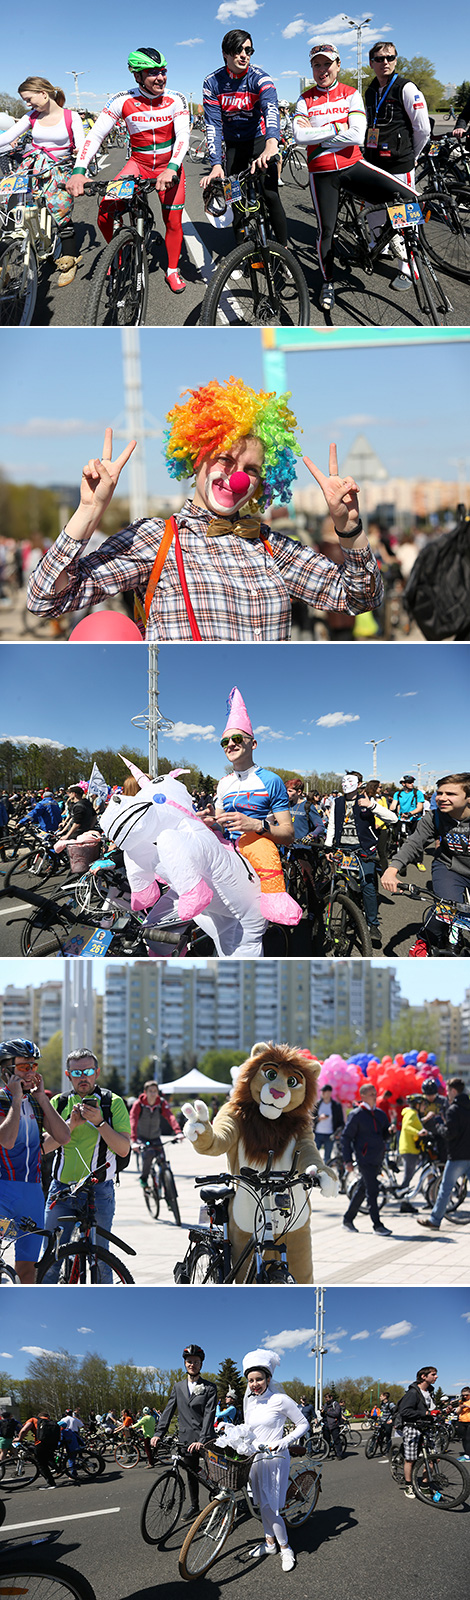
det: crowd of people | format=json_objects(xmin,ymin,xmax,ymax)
[{"xmin": 1, "ymin": 37, "xmax": 468, "ymax": 308}]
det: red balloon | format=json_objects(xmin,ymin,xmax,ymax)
[
  {"xmin": 395, "ymin": 1055, "xmax": 405, "ymax": 1067},
  {"xmin": 381, "ymin": 1056, "xmax": 393, "ymax": 1068},
  {"xmin": 69, "ymin": 611, "xmax": 143, "ymax": 642},
  {"xmin": 229, "ymin": 470, "xmax": 251, "ymax": 495},
  {"xmin": 417, "ymin": 1052, "xmax": 428, "ymax": 1062}
]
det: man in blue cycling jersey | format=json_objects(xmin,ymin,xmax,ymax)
[
  {"xmin": 202, "ymin": 29, "xmax": 286, "ymax": 245},
  {"xmin": 214, "ymin": 687, "xmax": 294, "ymax": 848},
  {"xmin": 17, "ymin": 790, "xmax": 61, "ymax": 833},
  {"xmin": 0, "ymin": 1039, "xmax": 70, "ymax": 1283}
]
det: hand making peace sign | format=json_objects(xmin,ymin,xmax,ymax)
[
  {"xmin": 79, "ymin": 428, "xmax": 137, "ymax": 520},
  {"xmin": 303, "ymin": 443, "xmax": 361, "ymax": 536}
]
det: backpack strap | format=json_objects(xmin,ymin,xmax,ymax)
[{"xmin": 64, "ymin": 107, "xmax": 75, "ymax": 151}]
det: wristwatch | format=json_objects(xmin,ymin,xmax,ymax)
[{"xmin": 334, "ymin": 518, "xmax": 363, "ymax": 539}]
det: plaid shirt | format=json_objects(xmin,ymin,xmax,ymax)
[{"xmin": 27, "ymin": 499, "xmax": 383, "ymax": 641}]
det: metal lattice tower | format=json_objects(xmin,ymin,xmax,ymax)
[{"xmin": 131, "ymin": 645, "xmax": 174, "ymax": 776}]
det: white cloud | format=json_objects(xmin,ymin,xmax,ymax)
[
  {"xmin": 282, "ymin": 20, "xmax": 307, "ymax": 37},
  {"xmin": 0, "ymin": 1352, "xmax": 13, "ymax": 1359},
  {"xmin": 328, "ymin": 1343, "xmax": 343, "ymax": 1354},
  {"xmin": 281, "ymin": 71, "xmax": 303, "ymax": 76},
  {"xmin": 379, "ymin": 1321, "xmax": 414, "ymax": 1341},
  {"xmin": 5, "ymin": 418, "xmax": 108, "ymax": 437},
  {"xmin": 304, "ymin": 15, "xmax": 391, "ymax": 52},
  {"xmin": 216, "ymin": 0, "xmax": 261, "ymax": 20},
  {"xmin": 162, "ymin": 721, "xmax": 217, "ymax": 743},
  {"xmin": 253, "ymin": 724, "xmax": 294, "ymax": 741},
  {"xmin": 0, "ymin": 735, "xmax": 65, "ymax": 749},
  {"xmin": 316, "ymin": 712, "xmax": 360, "ymax": 727},
  {"xmin": 263, "ymin": 1327, "xmax": 317, "ymax": 1354},
  {"xmin": 77, "ymin": 1327, "xmax": 93, "ymax": 1334},
  {"xmin": 175, "ymin": 38, "xmax": 204, "ymax": 46},
  {"xmin": 335, "ymin": 414, "xmax": 377, "ymax": 426},
  {"xmin": 21, "ymin": 1346, "xmax": 66, "ymax": 1357},
  {"xmin": 395, "ymin": 692, "xmax": 418, "ymax": 698},
  {"xmin": 351, "ymin": 1330, "xmax": 370, "ymax": 1341},
  {"xmin": 461, "ymin": 1312, "xmax": 470, "ymax": 1323}
]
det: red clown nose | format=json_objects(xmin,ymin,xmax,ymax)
[{"xmin": 229, "ymin": 470, "xmax": 251, "ymax": 495}]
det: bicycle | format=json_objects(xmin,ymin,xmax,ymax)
[
  {"xmin": 178, "ymin": 1441, "xmax": 322, "ymax": 1580},
  {"xmin": 82, "ymin": 176, "xmax": 162, "ymax": 325},
  {"xmin": 174, "ymin": 1151, "xmax": 321, "ymax": 1285},
  {"xmin": 321, "ymin": 847, "xmax": 374, "ymax": 957},
  {"xmin": 394, "ymin": 882, "xmax": 470, "ymax": 956},
  {"xmin": 0, "ymin": 169, "xmax": 62, "ymax": 326},
  {"xmin": 389, "ymin": 1425, "xmax": 470, "ymax": 1508},
  {"xmin": 333, "ymin": 182, "xmax": 453, "ymax": 326},
  {"xmin": 0, "ymin": 1440, "xmax": 39, "ymax": 1486},
  {"xmin": 114, "ymin": 1427, "xmax": 146, "ymax": 1469},
  {"xmin": 138, "ymin": 1138, "xmax": 182, "ymax": 1227},
  {"xmin": 1, "ymin": 828, "xmax": 65, "ymax": 890},
  {"xmin": 0, "ymin": 1554, "xmax": 96, "ymax": 1600},
  {"xmin": 199, "ymin": 161, "xmax": 310, "ymax": 326},
  {"xmin": 52, "ymin": 1439, "xmax": 104, "ymax": 1480},
  {"xmin": 280, "ymin": 140, "xmax": 309, "ymax": 189},
  {"xmin": 30, "ymin": 1163, "xmax": 136, "ymax": 1283},
  {"xmin": 0, "ymin": 857, "xmax": 151, "ymax": 957},
  {"xmin": 0, "ymin": 1217, "xmax": 21, "ymax": 1284},
  {"xmin": 364, "ymin": 1418, "xmax": 393, "ymax": 1457}
]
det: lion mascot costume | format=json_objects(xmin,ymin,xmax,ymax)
[{"xmin": 183, "ymin": 1041, "xmax": 338, "ymax": 1283}]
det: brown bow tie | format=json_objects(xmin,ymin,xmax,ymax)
[{"xmin": 205, "ymin": 515, "xmax": 262, "ymax": 540}]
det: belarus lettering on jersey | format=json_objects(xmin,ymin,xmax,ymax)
[
  {"xmin": 216, "ymin": 765, "xmax": 289, "ymax": 839},
  {"xmin": 294, "ymin": 81, "xmax": 366, "ymax": 172},
  {"xmin": 74, "ymin": 87, "xmax": 190, "ymax": 175},
  {"xmin": 203, "ymin": 64, "xmax": 280, "ymax": 166}
]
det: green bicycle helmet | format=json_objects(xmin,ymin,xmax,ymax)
[{"xmin": 128, "ymin": 48, "xmax": 167, "ymax": 73}]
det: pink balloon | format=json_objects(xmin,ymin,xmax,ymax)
[
  {"xmin": 229, "ymin": 470, "xmax": 251, "ymax": 495},
  {"xmin": 69, "ymin": 611, "xmax": 144, "ymax": 642}
]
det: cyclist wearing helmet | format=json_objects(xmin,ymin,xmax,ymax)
[
  {"xmin": 0, "ymin": 1040, "xmax": 70, "ymax": 1284},
  {"xmin": 68, "ymin": 48, "xmax": 190, "ymax": 293},
  {"xmin": 390, "ymin": 775, "xmax": 425, "ymax": 822},
  {"xmin": 152, "ymin": 1346, "xmax": 217, "ymax": 1519},
  {"xmin": 135, "ymin": 1405, "xmax": 157, "ymax": 1467}
]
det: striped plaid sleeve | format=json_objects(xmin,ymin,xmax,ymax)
[
  {"xmin": 27, "ymin": 520, "xmax": 164, "ymax": 617},
  {"xmin": 268, "ymin": 533, "xmax": 384, "ymax": 614}
]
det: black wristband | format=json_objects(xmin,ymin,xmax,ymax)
[{"xmin": 334, "ymin": 518, "xmax": 363, "ymax": 540}]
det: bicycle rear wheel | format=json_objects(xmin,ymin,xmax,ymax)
[
  {"xmin": 0, "ymin": 237, "xmax": 38, "ymax": 326},
  {"xmin": 79, "ymin": 1451, "xmax": 102, "ymax": 1477},
  {"xmin": 143, "ymin": 1172, "xmax": 160, "ymax": 1219},
  {"xmin": 188, "ymin": 1242, "xmax": 224, "ymax": 1285},
  {"xmin": 179, "ymin": 1498, "xmax": 235, "ymax": 1579},
  {"xmin": 412, "ymin": 1453, "xmax": 469, "ymax": 1508},
  {"xmin": 0, "ymin": 1554, "xmax": 96, "ymax": 1600},
  {"xmin": 114, "ymin": 1442, "xmax": 140, "ymax": 1468},
  {"xmin": 36, "ymin": 1242, "xmax": 134, "ymax": 1285},
  {"xmin": 200, "ymin": 240, "xmax": 310, "ymax": 326},
  {"xmin": 325, "ymin": 892, "xmax": 373, "ymax": 957},
  {"xmin": 390, "ymin": 1447, "xmax": 405, "ymax": 1486},
  {"xmin": 85, "ymin": 228, "xmax": 149, "ymax": 326},
  {"xmin": 0, "ymin": 1451, "xmax": 39, "ymax": 1486},
  {"xmin": 163, "ymin": 1167, "xmax": 182, "ymax": 1227},
  {"xmin": 0, "ymin": 1262, "xmax": 20, "ymax": 1285},
  {"xmin": 420, "ymin": 186, "xmax": 470, "ymax": 280},
  {"xmin": 286, "ymin": 148, "xmax": 309, "ymax": 188},
  {"xmin": 141, "ymin": 1469, "xmax": 184, "ymax": 1542},
  {"xmin": 408, "ymin": 239, "xmax": 451, "ymax": 325},
  {"xmin": 347, "ymin": 1429, "xmax": 362, "ymax": 1446},
  {"xmin": 284, "ymin": 1466, "xmax": 321, "ymax": 1524}
]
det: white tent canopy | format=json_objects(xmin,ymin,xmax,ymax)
[{"xmin": 159, "ymin": 1068, "xmax": 231, "ymax": 1095}]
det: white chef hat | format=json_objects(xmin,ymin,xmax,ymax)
[{"xmin": 243, "ymin": 1348, "xmax": 281, "ymax": 1378}]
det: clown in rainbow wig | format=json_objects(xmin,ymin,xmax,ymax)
[
  {"xmin": 27, "ymin": 381, "xmax": 383, "ymax": 641},
  {"xmin": 213, "ymin": 685, "xmax": 302, "ymax": 925}
]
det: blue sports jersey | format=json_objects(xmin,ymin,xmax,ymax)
[
  {"xmin": 203, "ymin": 64, "xmax": 280, "ymax": 166},
  {"xmin": 216, "ymin": 764, "xmax": 289, "ymax": 839},
  {"xmin": 18, "ymin": 797, "xmax": 61, "ymax": 832},
  {"xmin": 393, "ymin": 788, "xmax": 424, "ymax": 816},
  {"xmin": 0, "ymin": 1092, "xmax": 43, "ymax": 1184}
]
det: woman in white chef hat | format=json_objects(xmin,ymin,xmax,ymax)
[{"xmin": 242, "ymin": 1348, "xmax": 309, "ymax": 1572}]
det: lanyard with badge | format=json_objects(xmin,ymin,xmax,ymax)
[{"xmin": 366, "ymin": 73, "xmax": 397, "ymax": 148}]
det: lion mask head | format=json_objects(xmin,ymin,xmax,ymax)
[{"xmin": 228, "ymin": 1042, "xmax": 321, "ymax": 1160}]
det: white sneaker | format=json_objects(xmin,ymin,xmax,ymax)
[
  {"xmin": 250, "ymin": 1542, "xmax": 277, "ymax": 1558},
  {"xmin": 403, "ymin": 1486, "xmax": 415, "ymax": 1499},
  {"xmin": 280, "ymin": 1546, "xmax": 296, "ymax": 1571},
  {"xmin": 319, "ymin": 280, "xmax": 335, "ymax": 311}
]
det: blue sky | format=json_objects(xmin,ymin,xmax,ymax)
[
  {"xmin": 3, "ymin": 3, "xmax": 468, "ymax": 110},
  {"xmin": 0, "ymin": 642, "xmax": 468, "ymax": 786},
  {"xmin": 2, "ymin": 332, "xmax": 469, "ymax": 493},
  {"xmin": 1, "ymin": 1288, "xmax": 469, "ymax": 1392},
  {"xmin": 1, "ymin": 956, "xmax": 469, "ymax": 1006}
]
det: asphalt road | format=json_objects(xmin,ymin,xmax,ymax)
[
  {"xmin": 27, "ymin": 144, "xmax": 469, "ymax": 328},
  {"xmin": 1, "ymin": 1441, "xmax": 468, "ymax": 1600},
  {"xmin": 0, "ymin": 851, "xmax": 447, "ymax": 959}
]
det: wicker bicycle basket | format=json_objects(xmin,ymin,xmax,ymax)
[{"xmin": 204, "ymin": 1444, "xmax": 256, "ymax": 1490}]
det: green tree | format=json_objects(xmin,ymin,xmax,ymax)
[
  {"xmin": 0, "ymin": 91, "xmax": 25, "ymax": 118},
  {"xmin": 396, "ymin": 56, "xmax": 444, "ymax": 112},
  {"xmin": 215, "ymin": 1357, "xmax": 244, "ymax": 1411},
  {"xmin": 18, "ymin": 1350, "xmax": 80, "ymax": 1419},
  {"xmin": 454, "ymin": 81, "xmax": 470, "ymax": 115},
  {"xmin": 197, "ymin": 1050, "xmax": 245, "ymax": 1085},
  {"xmin": 39, "ymin": 1031, "xmax": 63, "ymax": 1094},
  {"xmin": 101, "ymin": 1065, "xmax": 125, "ymax": 1093},
  {"xmin": 77, "ymin": 1354, "xmax": 112, "ymax": 1418}
]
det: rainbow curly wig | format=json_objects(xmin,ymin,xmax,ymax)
[{"xmin": 163, "ymin": 377, "xmax": 301, "ymax": 510}]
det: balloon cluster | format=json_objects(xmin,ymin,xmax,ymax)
[{"xmin": 316, "ymin": 1050, "xmax": 445, "ymax": 1107}]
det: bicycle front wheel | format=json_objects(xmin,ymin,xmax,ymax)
[
  {"xmin": 286, "ymin": 148, "xmax": 309, "ymax": 188},
  {"xmin": 1, "ymin": 1451, "xmax": 39, "ymax": 1487},
  {"xmin": 0, "ymin": 1262, "xmax": 20, "ymax": 1285},
  {"xmin": 408, "ymin": 240, "xmax": 450, "ymax": 325},
  {"xmin": 20, "ymin": 911, "xmax": 72, "ymax": 957},
  {"xmin": 0, "ymin": 237, "xmax": 38, "ymax": 326},
  {"xmin": 0, "ymin": 1555, "xmax": 96, "ymax": 1600},
  {"xmin": 347, "ymin": 1428, "xmax": 362, "ymax": 1446},
  {"xmin": 326, "ymin": 892, "xmax": 373, "ymax": 957},
  {"xmin": 114, "ymin": 1442, "xmax": 140, "ymax": 1468},
  {"xmin": 143, "ymin": 1173, "xmax": 160, "ymax": 1219},
  {"xmin": 36, "ymin": 1242, "xmax": 134, "ymax": 1285},
  {"xmin": 189, "ymin": 1242, "xmax": 224, "ymax": 1284},
  {"xmin": 365, "ymin": 1435, "xmax": 379, "ymax": 1458},
  {"xmin": 284, "ymin": 1466, "xmax": 321, "ymax": 1525},
  {"xmin": 412, "ymin": 1453, "xmax": 469, "ymax": 1509},
  {"xmin": 163, "ymin": 1167, "xmax": 182, "ymax": 1227},
  {"xmin": 390, "ymin": 1447, "xmax": 405, "ymax": 1486},
  {"xmin": 420, "ymin": 186, "xmax": 470, "ymax": 281},
  {"xmin": 85, "ymin": 229, "xmax": 149, "ymax": 326},
  {"xmin": 141, "ymin": 1469, "xmax": 184, "ymax": 1542},
  {"xmin": 200, "ymin": 240, "xmax": 310, "ymax": 326},
  {"xmin": 79, "ymin": 1451, "xmax": 102, "ymax": 1477},
  {"xmin": 179, "ymin": 1498, "xmax": 235, "ymax": 1580}
]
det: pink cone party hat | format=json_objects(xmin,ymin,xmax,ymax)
[{"xmin": 223, "ymin": 686, "xmax": 253, "ymax": 738}]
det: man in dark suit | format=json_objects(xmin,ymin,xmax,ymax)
[
  {"xmin": 341, "ymin": 1082, "xmax": 392, "ymax": 1237},
  {"xmin": 153, "ymin": 1343, "xmax": 217, "ymax": 1518}
]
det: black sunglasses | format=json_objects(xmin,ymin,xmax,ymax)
[
  {"xmin": 220, "ymin": 733, "xmax": 248, "ymax": 749},
  {"xmin": 372, "ymin": 54, "xmax": 396, "ymax": 62}
]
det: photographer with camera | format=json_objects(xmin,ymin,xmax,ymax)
[{"xmin": 41, "ymin": 1048, "xmax": 130, "ymax": 1284}]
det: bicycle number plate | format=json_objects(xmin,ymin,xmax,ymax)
[
  {"xmin": 0, "ymin": 173, "xmax": 28, "ymax": 197},
  {"xmin": 77, "ymin": 928, "xmax": 115, "ymax": 957},
  {"xmin": 105, "ymin": 179, "xmax": 135, "ymax": 198},
  {"xmin": 429, "ymin": 142, "xmax": 440, "ymax": 154},
  {"xmin": 387, "ymin": 201, "xmax": 424, "ymax": 229},
  {"xmin": 0, "ymin": 1215, "xmax": 20, "ymax": 1241},
  {"xmin": 226, "ymin": 177, "xmax": 241, "ymax": 202}
]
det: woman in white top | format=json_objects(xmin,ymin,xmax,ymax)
[
  {"xmin": 242, "ymin": 1348, "xmax": 308, "ymax": 1572},
  {"xmin": 0, "ymin": 77, "xmax": 85, "ymax": 284}
]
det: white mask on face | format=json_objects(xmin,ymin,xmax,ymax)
[{"xmin": 342, "ymin": 774, "xmax": 359, "ymax": 796}]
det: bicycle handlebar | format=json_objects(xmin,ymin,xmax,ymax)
[{"xmin": 83, "ymin": 178, "xmax": 157, "ymax": 196}]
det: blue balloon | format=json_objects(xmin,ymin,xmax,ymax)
[
  {"xmin": 427, "ymin": 1053, "xmax": 436, "ymax": 1065},
  {"xmin": 404, "ymin": 1054, "xmax": 414, "ymax": 1065}
]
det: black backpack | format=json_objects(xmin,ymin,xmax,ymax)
[
  {"xmin": 0, "ymin": 1414, "xmax": 16, "ymax": 1439},
  {"xmin": 403, "ymin": 517, "xmax": 470, "ymax": 640},
  {"xmin": 54, "ymin": 1088, "xmax": 131, "ymax": 1183},
  {"xmin": 36, "ymin": 1417, "xmax": 60, "ymax": 1450}
]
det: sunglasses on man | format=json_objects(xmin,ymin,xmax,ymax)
[
  {"xmin": 220, "ymin": 733, "xmax": 249, "ymax": 749},
  {"xmin": 68, "ymin": 1067, "xmax": 97, "ymax": 1078}
]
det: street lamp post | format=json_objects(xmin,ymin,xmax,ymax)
[
  {"xmin": 341, "ymin": 16, "xmax": 372, "ymax": 98},
  {"xmin": 365, "ymin": 736, "xmax": 390, "ymax": 778}
]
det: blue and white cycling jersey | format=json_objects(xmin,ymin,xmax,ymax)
[
  {"xmin": 203, "ymin": 64, "xmax": 280, "ymax": 166},
  {"xmin": 0, "ymin": 1092, "xmax": 42, "ymax": 1184},
  {"xmin": 216, "ymin": 764, "xmax": 289, "ymax": 840}
]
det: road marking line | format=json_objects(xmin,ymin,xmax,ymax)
[
  {"xmin": 4, "ymin": 1508, "xmax": 121, "ymax": 1531},
  {"xmin": 182, "ymin": 209, "xmax": 213, "ymax": 282}
]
